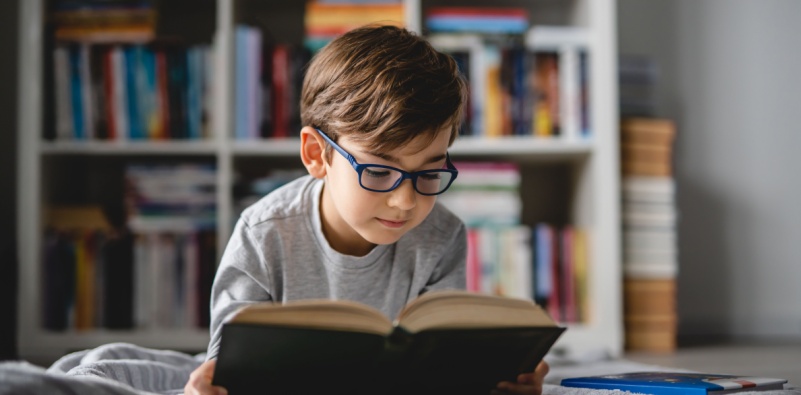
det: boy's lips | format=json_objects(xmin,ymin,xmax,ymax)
[{"xmin": 377, "ymin": 218, "xmax": 408, "ymax": 228}]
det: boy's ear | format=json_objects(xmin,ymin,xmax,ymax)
[{"xmin": 300, "ymin": 126, "xmax": 327, "ymax": 179}]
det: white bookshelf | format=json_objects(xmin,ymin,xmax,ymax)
[{"xmin": 17, "ymin": 0, "xmax": 621, "ymax": 361}]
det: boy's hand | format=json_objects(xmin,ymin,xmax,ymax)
[
  {"xmin": 185, "ymin": 359, "xmax": 228, "ymax": 395},
  {"xmin": 492, "ymin": 360, "xmax": 549, "ymax": 395}
]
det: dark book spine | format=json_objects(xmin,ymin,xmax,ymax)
[
  {"xmin": 167, "ymin": 47, "xmax": 188, "ymax": 139},
  {"xmin": 102, "ymin": 231, "xmax": 135, "ymax": 329},
  {"xmin": 89, "ymin": 45, "xmax": 109, "ymax": 139},
  {"xmin": 42, "ymin": 230, "xmax": 76, "ymax": 331},
  {"xmin": 197, "ymin": 229, "xmax": 216, "ymax": 327}
]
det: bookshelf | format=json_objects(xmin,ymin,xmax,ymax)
[{"xmin": 17, "ymin": 0, "xmax": 621, "ymax": 361}]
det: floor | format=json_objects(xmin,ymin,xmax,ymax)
[{"xmin": 624, "ymin": 342, "xmax": 801, "ymax": 388}]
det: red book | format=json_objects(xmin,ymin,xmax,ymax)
[
  {"xmin": 155, "ymin": 50, "xmax": 170, "ymax": 139},
  {"xmin": 466, "ymin": 228, "xmax": 481, "ymax": 292},
  {"xmin": 102, "ymin": 48, "xmax": 117, "ymax": 139},
  {"xmin": 271, "ymin": 45, "xmax": 290, "ymax": 138}
]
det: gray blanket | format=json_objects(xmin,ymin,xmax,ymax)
[{"xmin": 1, "ymin": 343, "xmax": 799, "ymax": 395}]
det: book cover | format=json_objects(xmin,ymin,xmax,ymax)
[
  {"xmin": 561, "ymin": 372, "xmax": 787, "ymax": 394},
  {"xmin": 212, "ymin": 291, "xmax": 564, "ymax": 395}
]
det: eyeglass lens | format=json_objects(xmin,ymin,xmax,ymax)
[{"xmin": 360, "ymin": 166, "xmax": 454, "ymax": 194}]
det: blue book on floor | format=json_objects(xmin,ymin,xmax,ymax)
[{"xmin": 561, "ymin": 371, "xmax": 787, "ymax": 394}]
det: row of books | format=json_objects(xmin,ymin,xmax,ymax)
[
  {"xmin": 125, "ymin": 163, "xmax": 217, "ymax": 232},
  {"xmin": 436, "ymin": 161, "xmax": 588, "ymax": 323},
  {"xmin": 234, "ymin": 26, "xmax": 311, "ymax": 140},
  {"xmin": 42, "ymin": 226, "xmax": 217, "ymax": 331},
  {"xmin": 304, "ymin": 0, "xmax": 404, "ymax": 52},
  {"xmin": 464, "ymin": 223, "xmax": 589, "ymax": 324},
  {"xmin": 51, "ymin": 43, "xmax": 213, "ymax": 141},
  {"xmin": 429, "ymin": 25, "xmax": 591, "ymax": 139}
]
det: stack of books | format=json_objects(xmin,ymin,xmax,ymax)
[
  {"xmin": 620, "ymin": 117, "xmax": 679, "ymax": 352},
  {"xmin": 125, "ymin": 163, "xmax": 217, "ymax": 232},
  {"xmin": 50, "ymin": 0, "xmax": 157, "ymax": 43},
  {"xmin": 619, "ymin": 54, "xmax": 659, "ymax": 117},
  {"xmin": 425, "ymin": 7, "xmax": 528, "ymax": 35},
  {"xmin": 303, "ymin": 0, "xmax": 405, "ymax": 52}
]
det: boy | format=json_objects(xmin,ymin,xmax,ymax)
[{"xmin": 185, "ymin": 25, "xmax": 548, "ymax": 395}]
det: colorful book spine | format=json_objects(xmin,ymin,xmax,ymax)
[{"xmin": 425, "ymin": 7, "xmax": 529, "ymax": 35}]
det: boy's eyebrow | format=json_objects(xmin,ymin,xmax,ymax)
[{"xmin": 371, "ymin": 151, "xmax": 447, "ymax": 165}]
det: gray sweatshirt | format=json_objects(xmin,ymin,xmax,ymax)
[{"xmin": 206, "ymin": 175, "xmax": 467, "ymax": 359}]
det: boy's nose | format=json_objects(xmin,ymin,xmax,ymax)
[{"xmin": 387, "ymin": 179, "xmax": 417, "ymax": 210}]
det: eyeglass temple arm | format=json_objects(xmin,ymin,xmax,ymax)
[{"xmin": 315, "ymin": 128, "xmax": 358, "ymax": 167}]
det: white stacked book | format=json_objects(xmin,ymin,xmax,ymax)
[{"xmin": 622, "ymin": 176, "xmax": 678, "ymax": 279}]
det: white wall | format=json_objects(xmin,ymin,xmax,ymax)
[{"xmin": 619, "ymin": 0, "xmax": 801, "ymax": 340}]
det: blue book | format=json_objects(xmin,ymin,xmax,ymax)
[
  {"xmin": 561, "ymin": 372, "xmax": 787, "ymax": 394},
  {"xmin": 426, "ymin": 16, "xmax": 528, "ymax": 34},
  {"xmin": 123, "ymin": 46, "xmax": 144, "ymax": 140},
  {"xmin": 68, "ymin": 45, "xmax": 85, "ymax": 139},
  {"xmin": 234, "ymin": 26, "xmax": 252, "ymax": 140},
  {"xmin": 186, "ymin": 48, "xmax": 202, "ymax": 140}
]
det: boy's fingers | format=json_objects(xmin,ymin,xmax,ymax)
[
  {"xmin": 186, "ymin": 360, "xmax": 227, "ymax": 395},
  {"xmin": 495, "ymin": 381, "xmax": 539, "ymax": 394},
  {"xmin": 535, "ymin": 360, "xmax": 550, "ymax": 378},
  {"xmin": 516, "ymin": 372, "xmax": 536, "ymax": 384},
  {"xmin": 495, "ymin": 363, "xmax": 549, "ymax": 395},
  {"xmin": 186, "ymin": 378, "xmax": 228, "ymax": 395}
]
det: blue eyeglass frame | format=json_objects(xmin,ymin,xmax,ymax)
[{"xmin": 315, "ymin": 128, "xmax": 458, "ymax": 196}]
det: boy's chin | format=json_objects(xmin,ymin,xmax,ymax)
[{"xmin": 360, "ymin": 228, "xmax": 408, "ymax": 246}]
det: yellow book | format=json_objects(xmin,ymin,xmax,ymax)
[
  {"xmin": 573, "ymin": 228, "xmax": 590, "ymax": 323},
  {"xmin": 484, "ymin": 45, "xmax": 503, "ymax": 137}
]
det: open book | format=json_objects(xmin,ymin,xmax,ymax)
[{"xmin": 212, "ymin": 290, "xmax": 565, "ymax": 395}]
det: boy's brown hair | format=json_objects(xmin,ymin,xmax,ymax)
[{"xmin": 301, "ymin": 24, "xmax": 467, "ymax": 158}]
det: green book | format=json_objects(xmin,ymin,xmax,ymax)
[{"xmin": 212, "ymin": 290, "xmax": 564, "ymax": 395}]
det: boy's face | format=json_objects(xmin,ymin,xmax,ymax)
[{"xmin": 319, "ymin": 126, "xmax": 452, "ymax": 256}]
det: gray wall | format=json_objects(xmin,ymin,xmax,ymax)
[{"xmin": 619, "ymin": 0, "xmax": 801, "ymax": 340}]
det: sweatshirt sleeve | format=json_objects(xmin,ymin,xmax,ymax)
[{"xmin": 206, "ymin": 218, "xmax": 273, "ymax": 360}]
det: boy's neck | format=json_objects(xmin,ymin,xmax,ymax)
[{"xmin": 319, "ymin": 184, "xmax": 376, "ymax": 257}]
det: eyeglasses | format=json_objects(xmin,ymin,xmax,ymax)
[{"xmin": 315, "ymin": 128, "xmax": 458, "ymax": 196}]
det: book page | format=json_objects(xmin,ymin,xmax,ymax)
[
  {"xmin": 229, "ymin": 299, "xmax": 394, "ymax": 336},
  {"xmin": 397, "ymin": 290, "xmax": 556, "ymax": 333}
]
